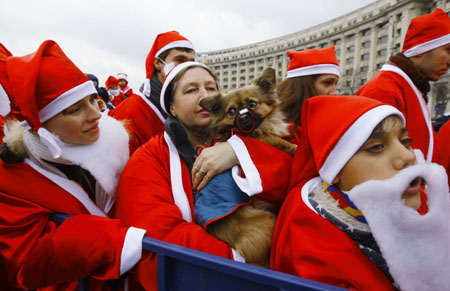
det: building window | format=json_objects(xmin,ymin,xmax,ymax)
[
  {"xmin": 214, "ymin": 66, "xmax": 220, "ymax": 71},
  {"xmin": 334, "ymin": 39, "xmax": 342, "ymax": 46},
  {"xmin": 361, "ymin": 66, "xmax": 369, "ymax": 72},
  {"xmin": 249, "ymin": 68, "xmax": 255, "ymax": 72},
  {"xmin": 239, "ymin": 62, "xmax": 246, "ymax": 66},
  {"xmin": 231, "ymin": 63, "xmax": 237, "ymax": 68},
  {"xmin": 240, "ymin": 69, "xmax": 245, "ymax": 73},
  {"xmin": 223, "ymin": 64, "xmax": 229, "ymax": 69},
  {"xmin": 362, "ymin": 28, "xmax": 371, "ymax": 36},
  {"xmin": 335, "ymin": 49, "xmax": 341, "ymax": 56},
  {"xmin": 346, "ymin": 34, "xmax": 356, "ymax": 41},
  {"xmin": 249, "ymin": 60, "xmax": 255, "ymax": 65},
  {"xmin": 240, "ymin": 76, "xmax": 245, "ymax": 81},
  {"xmin": 223, "ymin": 71, "xmax": 229, "ymax": 76},
  {"xmin": 362, "ymin": 41, "xmax": 371, "ymax": 48},
  {"xmin": 347, "ymin": 45, "xmax": 355, "ymax": 53},
  {"xmin": 378, "ymin": 49, "xmax": 387, "ymax": 56},
  {"xmin": 223, "ymin": 78, "xmax": 228, "ymax": 82},
  {"xmin": 361, "ymin": 53, "xmax": 370, "ymax": 61},
  {"xmin": 232, "ymin": 77, "xmax": 236, "ymax": 81},
  {"xmin": 267, "ymin": 57, "xmax": 274, "ymax": 62},
  {"xmin": 346, "ymin": 68, "xmax": 354, "ymax": 75},
  {"xmin": 258, "ymin": 66, "xmax": 264, "ymax": 71},
  {"xmin": 258, "ymin": 58, "xmax": 264, "ymax": 63},
  {"xmin": 377, "ymin": 63, "xmax": 384, "ymax": 70},
  {"xmin": 249, "ymin": 75, "xmax": 254, "ymax": 80},
  {"xmin": 378, "ymin": 35, "xmax": 388, "ymax": 44},
  {"xmin": 346, "ymin": 57, "xmax": 354, "ymax": 64},
  {"xmin": 320, "ymin": 43, "xmax": 328, "ymax": 48},
  {"xmin": 379, "ymin": 22, "xmax": 389, "ymax": 30}
]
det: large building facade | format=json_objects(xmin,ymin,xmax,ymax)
[{"xmin": 197, "ymin": 0, "xmax": 450, "ymax": 118}]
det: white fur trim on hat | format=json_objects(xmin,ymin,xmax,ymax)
[
  {"xmin": 319, "ymin": 105, "xmax": 405, "ymax": 184},
  {"xmin": 116, "ymin": 73, "xmax": 128, "ymax": 81},
  {"xmin": 39, "ymin": 81, "xmax": 97, "ymax": 123},
  {"xmin": 286, "ymin": 64, "xmax": 341, "ymax": 79},
  {"xmin": 155, "ymin": 40, "xmax": 194, "ymax": 58},
  {"xmin": 0, "ymin": 83, "xmax": 10, "ymax": 116},
  {"xmin": 160, "ymin": 61, "xmax": 208, "ymax": 115},
  {"xmin": 404, "ymin": 33, "xmax": 450, "ymax": 57}
]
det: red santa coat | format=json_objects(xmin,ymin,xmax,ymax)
[
  {"xmin": 435, "ymin": 120, "xmax": 450, "ymax": 186},
  {"xmin": 271, "ymin": 177, "xmax": 394, "ymax": 291},
  {"xmin": 114, "ymin": 133, "xmax": 292, "ymax": 290},
  {"xmin": 0, "ymin": 159, "xmax": 145, "ymax": 291},
  {"xmin": 357, "ymin": 64, "xmax": 435, "ymax": 162},
  {"xmin": 110, "ymin": 93, "xmax": 165, "ymax": 154},
  {"xmin": 0, "ymin": 115, "xmax": 6, "ymax": 142}
]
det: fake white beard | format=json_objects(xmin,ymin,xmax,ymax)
[
  {"xmin": 25, "ymin": 114, "xmax": 130, "ymax": 196},
  {"xmin": 346, "ymin": 150, "xmax": 450, "ymax": 291}
]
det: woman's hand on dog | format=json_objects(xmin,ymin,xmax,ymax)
[{"xmin": 192, "ymin": 142, "xmax": 239, "ymax": 191}]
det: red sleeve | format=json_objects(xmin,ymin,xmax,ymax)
[
  {"xmin": 434, "ymin": 121, "xmax": 450, "ymax": 186},
  {"xmin": 114, "ymin": 136, "xmax": 234, "ymax": 289},
  {"xmin": 110, "ymin": 95, "xmax": 164, "ymax": 154},
  {"xmin": 0, "ymin": 193, "xmax": 128, "ymax": 290},
  {"xmin": 228, "ymin": 135, "xmax": 293, "ymax": 205}
]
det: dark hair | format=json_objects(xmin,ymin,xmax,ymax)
[
  {"xmin": 96, "ymin": 87, "xmax": 109, "ymax": 103},
  {"xmin": 158, "ymin": 47, "xmax": 194, "ymax": 62},
  {"xmin": 0, "ymin": 143, "xmax": 23, "ymax": 164},
  {"xmin": 276, "ymin": 75, "xmax": 318, "ymax": 123}
]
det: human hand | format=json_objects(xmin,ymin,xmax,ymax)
[{"xmin": 192, "ymin": 142, "xmax": 239, "ymax": 191}]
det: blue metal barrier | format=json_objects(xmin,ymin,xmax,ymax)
[{"xmin": 50, "ymin": 213, "xmax": 348, "ymax": 291}]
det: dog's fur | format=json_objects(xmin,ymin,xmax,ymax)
[{"xmin": 199, "ymin": 68, "xmax": 296, "ymax": 267}]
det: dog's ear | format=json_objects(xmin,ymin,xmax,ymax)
[
  {"xmin": 253, "ymin": 68, "xmax": 276, "ymax": 93},
  {"xmin": 199, "ymin": 94, "xmax": 224, "ymax": 115}
]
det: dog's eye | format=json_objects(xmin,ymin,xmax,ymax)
[
  {"xmin": 228, "ymin": 108, "xmax": 236, "ymax": 116},
  {"xmin": 248, "ymin": 100, "xmax": 257, "ymax": 108}
]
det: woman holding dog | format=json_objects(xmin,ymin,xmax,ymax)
[
  {"xmin": 114, "ymin": 61, "xmax": 292, "ymax": 290},
  {"xmin": 277, "ymin": 46, "xmax": 341, "ymax": 144}
]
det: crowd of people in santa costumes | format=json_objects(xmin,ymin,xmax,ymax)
[
  {"xmin": 105, "ymin": 75, "xmax": 125, "ymax": 107},
  {"xmin": 110, "ymin": 31, "xmax": 195, "ymax": 154},
  {"xmin": 277, "ymin": 46, "xmax": 341, "ymax": 144},
  {"xmin": 0, "ymin": 7, "xmax": 450, "ymax": 291}
]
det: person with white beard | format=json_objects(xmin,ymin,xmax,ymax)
[
  {"xmin": 0, "ymin": 40, "xmax": 146, "ymax": 290},
  {"xmin": 271, "ymin": 95, "xmax": 450, "ymax": 291}
]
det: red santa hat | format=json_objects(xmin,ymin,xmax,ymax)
[
  {"xmin": 5, "ymin": 40, "xmax": 97, "ymax": 157},
  {"xmin": 286, "ymin": 47, "xmax": 341, "ymax": 79},
  {"xmin": 105, "ymin": 75, "xmax": 119, "ymax": 90},
  {"xmin": 290, "ymin": 95, "xmax": 405, "ymax": 186},
  {"xmin": 142, "ymin": 31, "xmax": 194, "ymax": 97},
  {"xmin": 160, "ymin": 61, "xmax": 210, "ymax": 116},
  {"xmin": 0, "ymin": 43, "xmax": 13, "ymax": 117},
  {"xmin": 116, "ymin": 72, "xmax": 128, "ymax": 82},
  {"xmin": 402, "ymin": 8, "xmax": 450, "ymax": 57}
]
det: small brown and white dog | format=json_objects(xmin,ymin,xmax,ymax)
[{"xmin": 198, "ymin": 68, "xmax": 296, "ymax": 267}]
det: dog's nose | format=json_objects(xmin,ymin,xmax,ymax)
[{"xmin": 239, "ymin": 113, "xmax": 253, "ymax": 131}]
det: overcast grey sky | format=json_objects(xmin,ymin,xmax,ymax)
[{"xmin": 1, "ymin": 0, "xmax": 376, "ymax": 90}]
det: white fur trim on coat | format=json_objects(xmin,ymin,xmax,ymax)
[
  {"xmin": 381, "ymin": 64, "xmax": 434, "ymax": 162},
  {"xmin": 0, "ymin": 83, "xmax": 10, "ymax": 116},
  {"xmin": 347, "ymin": 150, "xmax": 450, "ymax": 291},
  {"xmin": 227, "ymin": 135, "xmax": 263, "ymax": 196},
  {"xmin": 164, "ymin": 132, "xmax": 192, "ymax": 222}
]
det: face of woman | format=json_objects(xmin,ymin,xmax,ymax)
[
  {"xmin": 313, "ymin": 74, "xmax": 339, "ymax": 95},
  {"xmin": 170, "ymin": 67, "xmax": 218, "ymax": 131},
  {"xmin": 44, "ymin": 94, "xmax": 102, "ymax": 145}
]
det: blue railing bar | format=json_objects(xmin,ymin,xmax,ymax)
[{"xmin": 142, "ymin": 236, "xmax": 347, "ymax": 291}]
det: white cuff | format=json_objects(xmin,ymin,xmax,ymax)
[
  {"xmin": 227, "ymin": 135, "xmax": 263, "ymax": 196},
  {"xmin": 231, "ymin": 248, "xmax": 246, "ymax": 263},
  {"xmin": 120, "ymin": 227, "xmax": 147, "ymax": 275}
]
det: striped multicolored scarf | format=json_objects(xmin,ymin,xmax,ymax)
[{"xmin": 324, "ymin": 181, "xmax": 368, "ymax": 224}]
